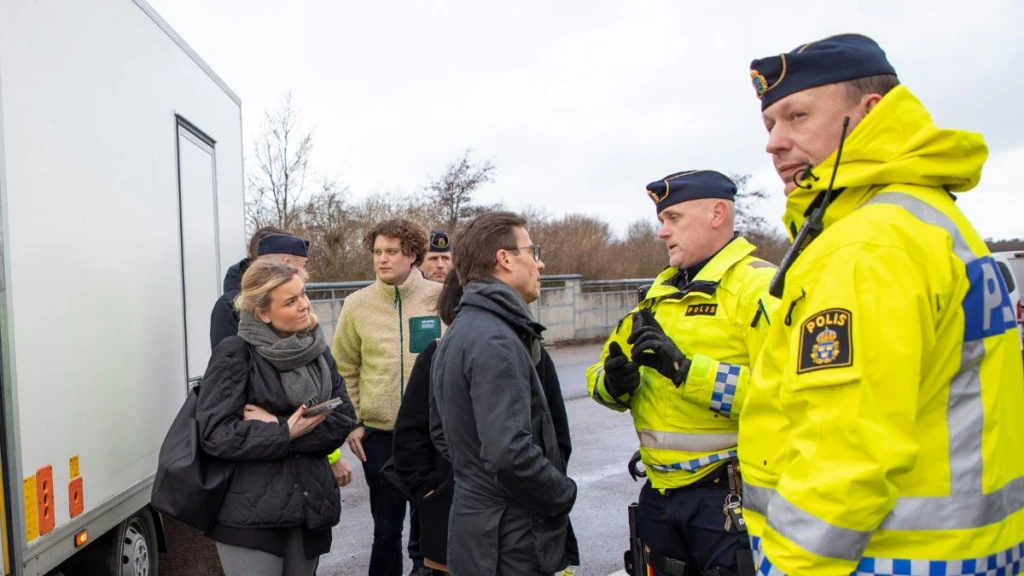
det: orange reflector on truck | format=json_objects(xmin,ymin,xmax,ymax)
[
  {"xmin": 36, "ymin": 466, "xmax": 54, "ymax": 536},
  {"xmin": 74, "ymin": 530, "xmax": 88, "ymax": 547},
  {"xmin": 68, "ymin": 477, "xmax": 84, "ymax": 518}
]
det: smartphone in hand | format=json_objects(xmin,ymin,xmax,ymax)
[{"xmin": 302, "ymin": 398, "xmax": 342, "ymax": 418}]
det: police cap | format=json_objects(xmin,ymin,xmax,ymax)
[
  {"xmin": 428, "ymin": 231, "xmax": 451, "ymax": 253},
  {"xmin": 750, "ymin": 33, "xmax": 897, "ymax": 111},
  {"xmin": 258, "ymin": 233, "xmax": 310, "ymax": 258},
  {"xmin": 645, "ymin": 170, "xmax": 736, "ymax": 215}
]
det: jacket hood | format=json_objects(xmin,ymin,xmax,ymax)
[
  {"xmin": 782, "ymin": 86, "xmax": 988, "ymax": 238},
  {"xmin": 222, "ymin": 258, "xmax": 251, "ymax": 293}
]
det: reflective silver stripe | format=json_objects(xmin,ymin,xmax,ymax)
[
  {"xmin": 864, "ymin": 193, "xmax": 986, "ymax": 495},
  {"xmin": 882, "ymin": 475, "xmax": 1024, "ymax": 531},
  {"xmin": 742, "ymin": 482, "xmax": 771, "ymax": 516},
  {"xmin": 949, "ymin": 339, "xmax": 985, "ymax": 494},
  {"xmin": 767, "ymin": 493, "xmax": 871, "ymax": 561},
  {"xmin": 863, "ymin": 193, "xmax": 975, "ymax": 263},
  {"xmin": 638, "ymin": 429, "xmax": 737, "ymax": 452},
  {"xmin": 748, "ymin": 260, "xmax": 777, "ymax": 270},
  {"xmin": 746, "ymin": 477, "xmax": 1024, "ymax": 534}
]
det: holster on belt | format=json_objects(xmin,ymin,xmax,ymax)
[{"xmin": 645, "ymin": 547, "xmax": 689, "ymax": 576}]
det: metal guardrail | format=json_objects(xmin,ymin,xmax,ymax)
[
  {"xmin": 305, "ymin": 275, "xmax": 655, "ymax": 342},
  {"xmin": 533, "ymin": 275, "xmax": 582, "ymax": 331},
  {"xmin": 306, "ymin": 281, "xmax": 372, "ymax": 336},
  {"xmin": 576, "ymin": 278, "xmax": 652, "ymax": 339}
]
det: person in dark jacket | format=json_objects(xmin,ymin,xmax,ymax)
[
  {"xmin": 429, "ymin": 212, "xmax": 577, "ymax": 576},
  {"xmin": 197, "ymin": 260, "xmax": 358, "ymax": 576},
  {"xmin": 209, "ymin": 226, "xmax": 310, "ymax": 349},
  {"xmin": 393, "ymin": 340, "xmax": 452, "ymax": 574},
  {"xmin": 394, "ymin": 270, "xmax": 580, "ymax": 574}
]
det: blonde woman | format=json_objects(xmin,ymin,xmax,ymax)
[{"xmin": 196, "ymin": 260, "xmax": 357, "ymax": 576}]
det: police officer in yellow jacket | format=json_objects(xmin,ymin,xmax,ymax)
[
  {"xmin": 586, "ymin": 170, "xmax": 777, "ymax": 575},
  {"xmin": 737, "ymin": 34, "xmax": 1024, "ymax": 575}
]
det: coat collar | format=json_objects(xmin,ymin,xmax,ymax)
[
  {"xmin": 374, "ymin": 266, "xmax": 426, "ymax": 300},
  {"xmin": 644, "ymin": 236, "xmax": 757, "ymax": 302}
]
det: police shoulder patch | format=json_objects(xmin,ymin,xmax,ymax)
[{"xmin": 798, "ymin": 308, "xmax": 853, "ymax": 373}]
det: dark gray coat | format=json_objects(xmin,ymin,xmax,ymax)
[
  {"xmin": 430, "ymin": 290, "xmax": 577, "ymax": 576},
  {"xmin": 196, "ymin": 336, "xmax": 358, "ymax": 531}
]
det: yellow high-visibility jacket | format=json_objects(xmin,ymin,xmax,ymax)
[
  {"xmin": 586, "ymin": 236, "xmax": 777, "ymax": 490},
  {"xmin": 739, "ymin": 86, "xmax": 1024, "ymax": 575}
]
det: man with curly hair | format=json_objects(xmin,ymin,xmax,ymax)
[{"xmin": 332, "ymin": 218, "xmax": 443, "ymax": 576}]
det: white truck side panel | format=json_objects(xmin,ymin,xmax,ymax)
[{"xmin": 0, "ymin": 0, "xmax": 243, "ymax": 569}]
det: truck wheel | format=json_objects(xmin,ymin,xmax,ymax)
[
  {"xmin": 52, "ymin": 507, "xmax": 160, "ymax": 576},
  {"xmin": 114, "ymin": 509, "xmax": 159, "ymax": 576}
]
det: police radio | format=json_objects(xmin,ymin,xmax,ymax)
[{"xmin": 768, "ymin": 116, "xmax": 851, "ymax": 298}]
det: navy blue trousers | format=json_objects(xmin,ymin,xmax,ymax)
[
  {"xmin": 636, "ymin": 473, "xmax": 751, "ymax": 576},
  {"xmin": 362, "ymin": 429, "xmax": 422, "ymax": 576}
]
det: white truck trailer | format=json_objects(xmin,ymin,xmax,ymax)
[{"xmin": 0, "ymin": 0, "xmax": 244, "ymax": 573}]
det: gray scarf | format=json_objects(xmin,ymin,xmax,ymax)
[
  {"xmin": 464, "ymin": 278, "xmax": 543, "ymax": 364},
  {"xmin": 237, "ymin": 310, "xmax": 332, "ymax": 409}
]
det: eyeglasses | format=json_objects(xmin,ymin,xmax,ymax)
[{"xmin": 504, "ymin": 244, "xmax": 542, "ymax": 262}]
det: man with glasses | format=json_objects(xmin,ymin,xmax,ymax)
[
  {"xmin": 586, "ymin": 170, "xmax": 777, "ymax": 576},
  {"xmin": 331, "ymin": 219, "xmax": 443, "ymax": 576},
  {"xmin": 430, "ymin": 212, "xmax": 576, "ymax": 576}
]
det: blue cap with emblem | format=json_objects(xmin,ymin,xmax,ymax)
[
  {"xmin": 645, "ymin": 170, "xmax": 737, "ymax": 215},
  {"xmin": 428, "ymin": 230, "xmax": 451, "ymax": 252},
  {"xmin": 258, "ymin": 233, "xmax": 310, "ymax": 258},
  {"xmin": 750, "ymin": 33, "xmax": 897, "ymax": 111}
]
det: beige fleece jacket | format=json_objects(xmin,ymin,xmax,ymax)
[{"xmin": 331, "ymin": 270, "xmax": 443, "ymax": 431}]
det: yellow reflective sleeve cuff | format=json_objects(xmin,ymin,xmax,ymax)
[
  {"xmin": 586, "ymin": 363, "xmax": 629, "ymax": 412},
  {"xmin": 327, "ymin": 448, "xmax": 341, "ymax": 466},
  {"xmin": 681, "ymin": 354, "xmax": 716, "ymax": 408}
]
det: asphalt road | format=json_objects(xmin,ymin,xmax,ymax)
[
  {"xmin": 546, "ymin": 344, "xmax": 603, "ymax": 401},
  {"xmin": 162, "ymin": 343, "xmax": 641, "ymax": 576}
]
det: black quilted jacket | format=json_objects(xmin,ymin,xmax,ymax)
[{"xmin": 196, "ymin": 335, "xmax": 358, "ymax": 531}]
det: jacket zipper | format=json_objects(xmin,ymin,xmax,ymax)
[{"xmin": 395, "ymin": 287, "xmax": 405, "ymax": 396}]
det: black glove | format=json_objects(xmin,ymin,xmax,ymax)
[
  {"xmin": 627, "ymin": 309, "xmax": 691, "ymax": 387},
  {"xmin": 603, "ymin": 342, "xmax": 641, "ymax": 398}
]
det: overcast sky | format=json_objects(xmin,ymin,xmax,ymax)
[{"xmin": 148, "ymin": 0, "xmax": 1024, "ymax": 240}]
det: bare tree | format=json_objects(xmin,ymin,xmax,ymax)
[
  {"xmin": 273, "ymin": 154, "xmax": 808, "ymax": 281},
  {"xmin": 425, "ymin": 150, "xmax": 496, "ymax": 233},
  {"xmin": 532, "ymin": 214, "xmax": 614, "ymax": 278},
  {"xmin": 517, "ymin": 205, "xmax": 552, "ymax": 233},
  {"xmin": 729, "ymin": 173, "xmax": 771, "ymax": 234},
  {"xmin": 246, "ymin": 93, "xmax": 321, "ymax": 232},
  {"xmin": 290, "ymin": 182, "xmax": 356, "ymax": 282},
  {"xmin": 987, "ymin": 238, "xmax": 1024, "ymax": 253},
  {"xmin": 619, "ymin": 219, "xmax": 669, "ymax": 278}
]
